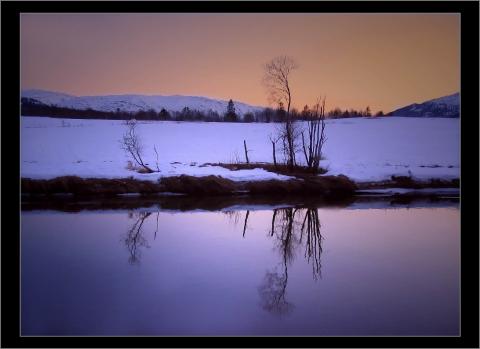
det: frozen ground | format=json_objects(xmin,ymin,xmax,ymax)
[{"xmin": 21, "ymin": 116, "xmax": 459, "ymax": 182}]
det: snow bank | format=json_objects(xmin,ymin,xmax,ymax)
[
  {"xmin": 322, "ymin": 117, "xmax": 459, "ymax": 181},
  {"xmin": 21, "ymin": 117, "xmax": 459, "ymax": 182}
]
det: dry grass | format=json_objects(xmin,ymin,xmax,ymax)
[
  {"xmin": 21, "ymin": 176, "xmax": 161, "ymax": 196},
  {"xmin": 201, "ymin": 162, "xmax": 328, "ymax": 178},
  {"xmin": 244, "ymin": 175, "xmax": 356, "ymax": 197},
  {"xmin": 159, "ymin": 175, "xmax": 237, "ymax": 195},
  {"xmin": 22, "ymin": 174, "xmax": 357, "ymax": 198},
  {"xmin": 357, "ymin": 176, "xmax": 459, "ymax": 190}
]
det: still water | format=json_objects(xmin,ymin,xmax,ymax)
[{"xmin": 21, "ymin": 199, "xmax": 459, "ymax": 336}]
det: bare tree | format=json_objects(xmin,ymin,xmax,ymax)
[
  {"xmin": 120, "ymin": 119, "xmax": 154, "ymax": 173},
  {"xmin": 263, "ymin": 56, "xmax": 299, "ymax": 170},
  {"xmin": 301, "ymin": 97, "xmax": 327, "ymax": 173}
]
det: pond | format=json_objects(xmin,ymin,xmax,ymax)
[{"xmin": 21, "ymin": 197, "xmax": 460, "ymax": 336}]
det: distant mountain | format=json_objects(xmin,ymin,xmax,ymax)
[
  {"xmin": 388, "ymin": 93, "xmax": 459, "ymax": 118},
  {"xmin": 21, "ymin": 89, "xmax": 264, "ymax": 116},
  {"xmin": 21, "ymin": 97, "xmax": 48, "ymax": 106}
]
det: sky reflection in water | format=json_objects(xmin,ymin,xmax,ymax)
[{"xmin": 21, "ymin": 204, "xmax": 459, "ymax": 336}]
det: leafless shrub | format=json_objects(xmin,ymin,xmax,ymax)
[
  {"xmin": 301, "ymin": 97, "xmax": 327, "ymax": 173},
  {"xmin": 229, "ymin": 151, "xmax": 241, "ymax": 165},
  {"xmin": 120, "ymin": 119, "xmax": 154, "ymax": 173},
  {"xmin": 153, "ymin": 145, "xmax": 160, "ymax": 172}
]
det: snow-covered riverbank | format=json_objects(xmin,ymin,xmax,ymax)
[{"xmin": 21, "ymin": 116, "xmax": 459, "ymax": 183}]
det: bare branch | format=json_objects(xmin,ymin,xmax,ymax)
[
  {"xmin": 263, "ymin": 56, "xmax": 299, "ymax": 170},
  {"xmin": 120, "ymin": 119, "xmax": 154, "ymax": 173},
  {"xmin": 154, "ymin": 145, "xmax": 160, "ymax": 172},
  {"xmin": 302, "ymin": 96, "xmax": 327, "ymax": 173}
]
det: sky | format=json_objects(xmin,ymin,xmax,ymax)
[{"xmin": 21, "ymin": 13, "xmax": 460, "ymax": 113}]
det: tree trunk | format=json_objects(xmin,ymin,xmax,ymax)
[
  {"xmin": 301, "ymin": 131, "xmax": 309, "ymax": 168},
  {"xmin": 285, "ymin": 118, "xmax": 295, "ymax": 170}
]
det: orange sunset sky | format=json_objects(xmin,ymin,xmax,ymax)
[{"xmin": 21, "ymin": 13, "xmax": 460, "ymax": 113}]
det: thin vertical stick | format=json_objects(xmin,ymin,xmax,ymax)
[
  {"xmin": 242, "ymin": 210, "xmax": 250, "ymax": 237},
  {"xmin": 243, "ymin": 140, "xmax": 250, "ymax": 164}
]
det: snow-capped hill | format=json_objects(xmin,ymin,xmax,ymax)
[
  {"xmin": 22, "ymin": 89, "xmax": 77, "ymax": 107},
  {"xmin": 428, "ymin": 93, "xmax": 459, "ymax": 107},
  {"xmin": 388, "ymin": 92, "xmax": 459, "ymax": 118},
  {"xmin": 21, "ymin": 89, "xmax": 264, "ymax": 116}
]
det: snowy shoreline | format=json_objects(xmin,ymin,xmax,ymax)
[{"xmin": 21, "ymin": 116, "xmax": 459, "ymax": 184}]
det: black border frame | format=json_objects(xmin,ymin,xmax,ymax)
[{"xmin": 2, "ymin": 1, "xmax": 479, "ymax": 348}]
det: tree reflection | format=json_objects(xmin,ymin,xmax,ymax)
[
  {"xmin": 242, "ymin": 210, "xmax": 250, "ymax": 237},
  {"xmin": 300, "ymin": 208, "xmax": 323, "ymax": 280},
  {"xmin": 223, "ymin": 210, "xmax": 250, "ymax": 237},
  {"xmin": 223, "ymin": 210, "xmax": 242, "ymax": 227},
  {"xmin": 124, "ymin": 211, "xmax": 152, "ymax": 265},
  {"xmin": 122, "ymin": 205, "xmax": 324, "ymax": 315},
  {"xmin": 258, "ymin": 268, "xmax": 293, "ymax": 316},
  {"xmin": 259, "ymin": 207, "xmax": 324, "ymax": 315}
]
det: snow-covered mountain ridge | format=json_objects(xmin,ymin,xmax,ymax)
[
  {"xmin": 21, "ymin": 89, "xmax": 264, "ymax": 116},
  {"xmin": 388, "ymin": 92, "xmax": 459, "ymax": 118}
]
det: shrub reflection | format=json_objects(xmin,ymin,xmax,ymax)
[
  {"xmin": 122, "ymin": 207, "xmax": 323, "ymax": 315},
  {"xmin": 259, "ymin": 208, "xmax": 323, "ymax": 315}
]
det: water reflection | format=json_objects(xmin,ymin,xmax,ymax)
[
  {"xmin": 223, "ymin": 210, "xmax": 242, "ymax": 228},
  {"xmin": 258, "ymin": 268, "xmax": 293, "ymax": 315},
  {"xmin": 259, "ymin": 208, "xmax": 324, "ymax": 315},
  {"xmin": 243, "ymin": 210, "xmax": 250, "ymax": 238},
  {"xmin": 223, "ymin": 209, "xmax": 251, "ymax": 238},
  {"xmin": 300, "ymin": 209, "xmax": 323, "ymax": 280},
  {"xmin": 21, "ymin": 201, "xmax": 460, "ymax": 336},
  {"xmin": 124, "ymin": 212, "xmax": 151, "ymax": 265},
  {"xmin": 122, "ymin": 206, "xmax": 324, "ymax": 315}
]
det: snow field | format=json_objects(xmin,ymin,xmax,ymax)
[{"xmin": 21, "ymin": 117, "xmax": 459, "ymax": 182}]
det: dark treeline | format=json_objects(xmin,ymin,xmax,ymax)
[
  {"xmin": 324, "ymin": 105, "xmax": 385, "ymax": 118},
  {"xmin": 295, "ymin": 104, "xmax": 385, "ymax": 119},
  {"xmin": 21, "ymin": 97, "xmax": 386, "ymax": 122}
]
